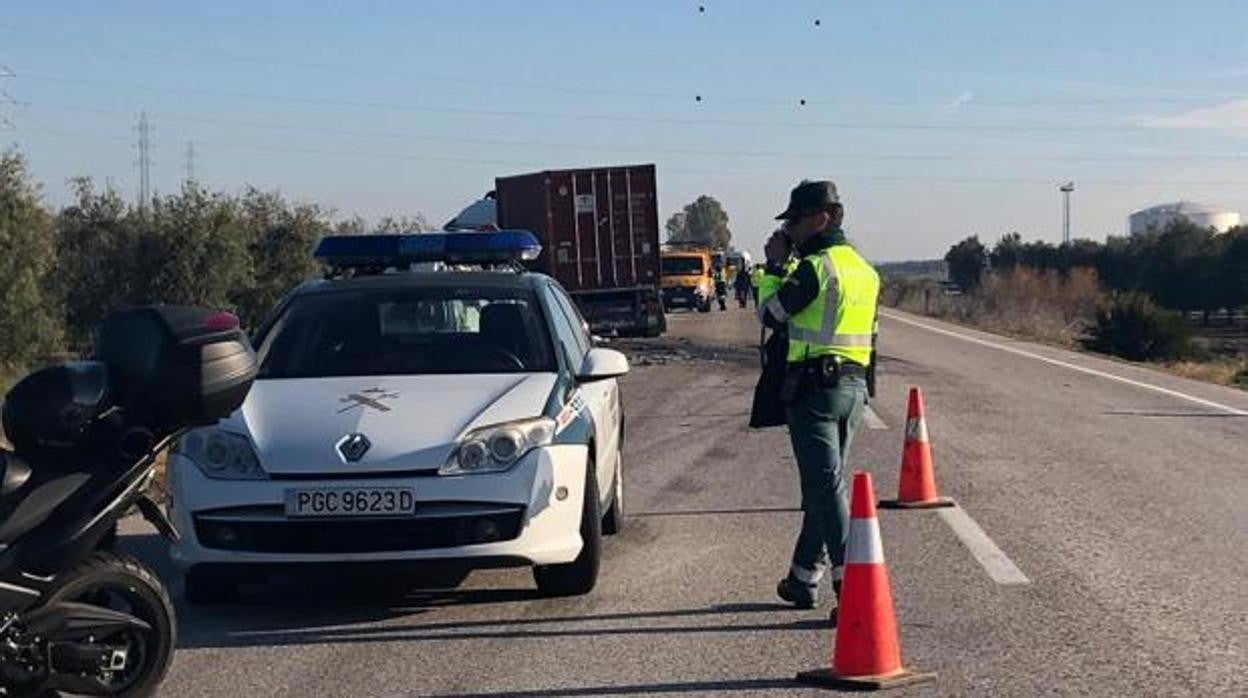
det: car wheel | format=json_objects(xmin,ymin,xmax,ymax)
[
  {"xmin": 184, "ymin": 566, "xmax": 241, "ymax": 605},
  {"xmin": 533, "ymin": 460, "xmax": 602, "ymax": 597},
  {"xmin": 602, "ymin": 449, "xmax": 624, "ymax": 536}
]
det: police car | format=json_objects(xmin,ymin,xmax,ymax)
[{"xmin": 165, "ymin": 231, "xmax": 628, "ymax": 602}]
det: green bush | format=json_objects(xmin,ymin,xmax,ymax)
[
  {"xmin": 0, "ymin": 151, "xmax": 63, "ymax": 366},
  {"xmin": 1084, "ymin": 292, "xmax": 1192, "ymax": 361}
]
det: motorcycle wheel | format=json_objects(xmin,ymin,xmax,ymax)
[{"xmin": 43, "ymin": 552, "xmax": 176, "ymax": 697}]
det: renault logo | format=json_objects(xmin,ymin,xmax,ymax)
[{"xmin": 337, "ymin": 433, "xmax": 371, "ymax": 462}]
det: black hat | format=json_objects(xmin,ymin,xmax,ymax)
[{"xmin": 775, "ymin": 180, "xmax": 840, "ymax": 220}]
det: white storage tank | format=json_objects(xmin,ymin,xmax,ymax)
[{"xmin": 1127, "ymin": 201, "xmax": 1240, "ymax": 235}]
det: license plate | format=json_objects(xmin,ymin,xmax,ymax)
[{"xmin": 284, "ymin": 487, "xmax": 416, "ymax": 518}]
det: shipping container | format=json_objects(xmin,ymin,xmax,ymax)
[{"xmin": 495, "ymin": 165, "xmax": 665, "ymax": 337}]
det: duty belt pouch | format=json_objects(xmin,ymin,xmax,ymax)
[{"xmin": 819, "ymin": 356, "xmax": 842, "ymax": 389}]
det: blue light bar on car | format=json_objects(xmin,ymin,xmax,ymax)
[{"xmin": 313, "ymin": 230, "xmax": 542, "ymax": 269}]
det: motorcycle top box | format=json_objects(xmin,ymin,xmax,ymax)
[{"xmin": 94, "ymin": 306, "xmax": 257, "ymax": 428}]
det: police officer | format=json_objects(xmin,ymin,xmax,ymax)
[
  {"xmin": 749, "ymin": 263, "xmax": 765, "ymax": 307},
  {"xmin": 712, "ymin": 265, "xmax": 728, "ymax": 311},
  {"xmin": 758, "ymin": 180, "xmax": 880, "ymax": 618},
  {"xmin": 733, "ymin": 263, "xmax": 753, "ymax": 308}
]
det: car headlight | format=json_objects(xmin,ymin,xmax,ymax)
[
  {"xmin": 174, "ymin": 429, "xmax": 267, "ymax": 480},
  {"xmin": 441, "ymin": 417, "xmax": 555, "ymax": 476}
]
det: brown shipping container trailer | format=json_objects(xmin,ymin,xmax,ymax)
[{"xmin": 495, "ymin": 165, "xmax": 665, "ymax": 337}]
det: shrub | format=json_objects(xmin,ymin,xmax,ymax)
[
  {"xmin": 1084, "ymin": 292, "xmax": 1192, "ymax": 361},
  {"xmin": 0, "ymin": 151, "xmax": 63, "ymax": 366},
  {"xmin": 972, "ymin": 267, "xmax": 1102, "ymax": 344}
]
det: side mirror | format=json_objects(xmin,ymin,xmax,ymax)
[{"xmin": 576, "ymin": 348, "xmax": 629, "ymax": 382}]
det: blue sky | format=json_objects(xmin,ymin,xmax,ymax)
[{"xmin": 4, "ymin": 0, "xmax": 1248, "ymax": 261}]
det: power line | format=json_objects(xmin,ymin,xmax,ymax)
[
  {"xmin": 4, "ymin": 22, "xmax": 1243, "ymax": 109},
  {"xmin": 19, "ymin": 72, "xmax": 1217, "ymax": 134},
  {"xmin": 22, "ymin": 101, "xmax": 1248, "ymax": 165},
  {"xmin": 14, "ymin": 123, "xmax": 1248, "ymax": 189},
  {"xmin": 199, "ymin": 142, "xmax": 1248, "ymax": 188}
]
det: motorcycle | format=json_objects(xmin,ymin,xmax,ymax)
[{"xmin": 0, "ymin": 306, "xmax": 256, "ymax": 697}]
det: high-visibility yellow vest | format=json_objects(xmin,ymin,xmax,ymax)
[
  {"xmin": 749, "ymin": 266, "xmax": 765, "ymax": 289},
  {"xmin": 758, "ymin": 259, "xmax": 797, "ymax": 306},
  {"xmin": 786, "ymin": 245, "xmax": 880, "ymax": 366}
]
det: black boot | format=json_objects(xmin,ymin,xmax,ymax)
[{"xmin": 776, "ymin": 575, "xmax": 817, "ymax": 610}]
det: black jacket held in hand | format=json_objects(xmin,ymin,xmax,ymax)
[{"xmin": 749, "ymin": 326, "xmax": 789, "ymax": 429}]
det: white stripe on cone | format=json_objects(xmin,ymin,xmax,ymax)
[
  {"xmin": 905, "ymin": 416, "xmax": 929, "ymax": 443},
  {"xmin": 845, "ymin": 516, "xmax": 885, "ymax": 565}
]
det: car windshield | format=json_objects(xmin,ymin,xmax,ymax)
[
  {"xmin": 255, "ymin": 286, "xmax": 555, "ymax": 378},
  {"xmin": 662, "ymin": 257, "xmax": 705, "ymax": 275}
]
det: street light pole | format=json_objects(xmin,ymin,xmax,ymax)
[{"xmin": 1059, "ymin": 182, "xmax": 1075, "ymax": 245}]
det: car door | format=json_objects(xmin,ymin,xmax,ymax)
[{"xmin": 547, "ymin": 283, "xmax": 619, "ymax": 495}]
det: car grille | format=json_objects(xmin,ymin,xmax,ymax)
[{"xmin": 193, "ymin": 506, "xmax": 525, "ymax": 554}]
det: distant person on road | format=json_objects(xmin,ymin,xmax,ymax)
[
  {"xmin": 712, "ymin": 266, "xmax": 728, "ymax": 311},
  {"xmin": 757, "ymin": 180, "xmax": 881, "ymax": 621},
  {"xmin": 733, "ymin": 264, "xmax": 753, "ymax": 308},
  {"xmin": 749, "ymin": 263, "xmax": 765, "ymax": 307}
]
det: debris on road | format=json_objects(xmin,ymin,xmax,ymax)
[{"xmin": 611, "ymin": 336, "xmax": 757, "ymax": 367}]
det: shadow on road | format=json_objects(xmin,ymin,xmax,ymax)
[
  {"xmin": 175, "ymin": 597, "xmax": 824, "ymax": 650},
  {"xmin": 630, "ymin": 506, "xmax": 801, "ymax": 518},
  {"xmin": 117, "ymin": 533, "xmax": 821, "ymax": 652},
  {"xmin": 420, "ymin": 677, "xmax": 801, "ymax": 697}
]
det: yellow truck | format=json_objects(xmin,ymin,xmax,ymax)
[{"xmin": 660, "ymin": 247, "xmax": 715, "ymax": 313}]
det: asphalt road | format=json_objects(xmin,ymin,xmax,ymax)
[{"xmin": 120, "ymin": 305, "xmax": 1248, "ymax": 697}]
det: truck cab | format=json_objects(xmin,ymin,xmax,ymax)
[{"xmin": 660, "ymin": 249, "xmax": 714, "ymax": 313}]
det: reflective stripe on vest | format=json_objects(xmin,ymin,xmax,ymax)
[{"xmin": 757, "ymin": 258, "xmax": 798, "ymax": 307}]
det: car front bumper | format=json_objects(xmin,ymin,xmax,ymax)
[
  {"xmin": 662, "ymin": 286, "xmax": 705, "ymax": 306},
  {"xmin": 165, "ymin": 444, "xmax": 589, "ymax": 570}
]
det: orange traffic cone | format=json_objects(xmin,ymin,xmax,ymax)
[
  {"xmin": 880, "ymin": 386, "xmax": 954, "ymax": 509},
  {"xmin": 797, "ymin": 471, "xmax": 936, "ymax": 690}
]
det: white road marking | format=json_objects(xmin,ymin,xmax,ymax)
[
  {"xmin": 937, "ymin": 506, "xmax": 1031, "ymax": 585},
  {"xmin": 863, "ymin": 405, "xmax": 888, "ymax": 430},
  {"xmin": 880, "ymin": 310, "xmax": 1248, "ymax": 417}
]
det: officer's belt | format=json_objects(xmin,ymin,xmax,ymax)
[{"xmin": 797, "ymin": 356, "xmax": 868, "ymax": 378}]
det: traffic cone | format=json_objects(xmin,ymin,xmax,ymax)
[
  {"xmin": 797, "ymin": 472, "xmax": 936, "ymax": 690},
  {"xmin": 879, "ymin": 386, "xmax": 954, "ymax": 509}
]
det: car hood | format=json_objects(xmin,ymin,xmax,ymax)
[{"xmin": 222, "ymin": 373, "xmax": 558, "ymax": 475}]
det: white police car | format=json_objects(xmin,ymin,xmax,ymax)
[{"xmin": 165, "ymin": 231, "xmax": 628, "ymax": 602}]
